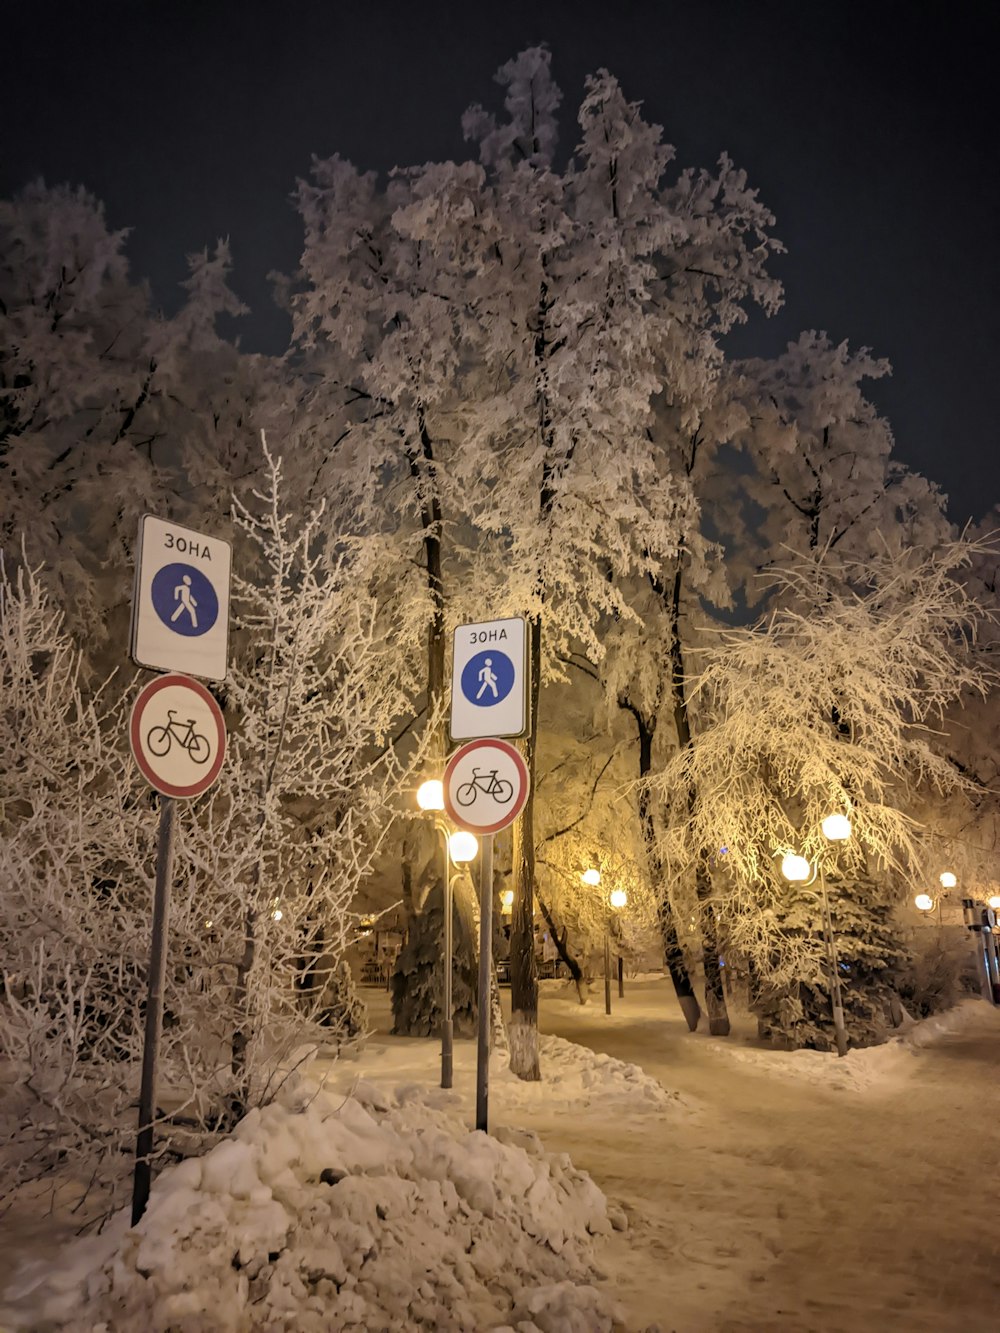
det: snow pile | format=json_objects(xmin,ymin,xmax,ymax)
[
  {"xmin": 710, "ymin": 998, "xmax": 1000, "ymax": 1092},
  {"xmin": 2, "ymin": 1077, "xmax": 620, "ymax": 1333},
  {"xmin": 900, "ymin": 996, "xmax": 1000, "ymax": 1047},
  {"xmin": 496, "ymin": 1033, "xmax": 686, "ymax": 1115}
]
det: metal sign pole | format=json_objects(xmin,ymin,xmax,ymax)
[
  {"xmin": 132, "ymin": 794, "xmax": 177, "ymax": 1225},
  {"xmin": 441, "ymin": 834, "xmax": 454, "ymax": 1090},
  {"xmin": 476, "ymin": 833, "xmax": 494, "ymax": 1133}
]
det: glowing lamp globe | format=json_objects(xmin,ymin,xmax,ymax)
[
  {"xmin": 989, "ymin": 895, "xmax": 1000, "ymax": 911},
  {"xmin": 448, "ymin": 831, "xmax": 478, "ymax": 863},
  {"xmin": 939, "ymin": 871, "xmax": 957, "ymax": 890},
  {"xmin": 609, "ymin": 888, "xmax": 628, "ymax": 910},
  {"xmin": 780, "ymin": 853, "xmax": 812, "ymax": 883},
  {"xmin": 501, "ymin": 888, "xmax": 514, "ymax": 910},
  {"xmin": 416, "ymin": 779, "xmax": 445, "ymax": 812},
  {"xmin": 914, "ymin": 893, "xmax": 934, "ymax": 912},
  {"xmin": 582, "ymin": 868, "xmax": 602, "ymax": 886},
  {"xmin": 821, "ymin": 814, "xmax": 852, "ymax": 842}
]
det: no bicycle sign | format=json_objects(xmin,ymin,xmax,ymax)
[{"xmin": 129, "ymin": 674, "xmax": 226, "ymax": 799}]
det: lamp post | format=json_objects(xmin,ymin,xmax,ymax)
[
  {"xmin": 583, "ymin": 868, "xmax": 610, "ymax": 1013},
  {"xmin": 780, "ymin": 817, "xmax": 850, "ymax": 1058},
  {"xmin": 416, "ymin": 780, "xmax": 477, "ymax": 1089}
]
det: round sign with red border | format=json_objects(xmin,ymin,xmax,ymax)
[
  {"xmin": 443, "ymin": 738, "xmax": 530, "ymax": 835},
  {"xmin": 130, "ymin": 673, "xmax": 226, "ymax": 799}
]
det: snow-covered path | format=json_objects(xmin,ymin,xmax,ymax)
[
  {"xmin": 530, "ymin": 982, "xmax": 1000, "ymax": 1331},
  {"xmin": 4, "ymin": 979, "xmax": 999, "ymax": 1331}
]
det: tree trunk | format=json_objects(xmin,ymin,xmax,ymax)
[
  {"xmin": 537, "ymin": 893, "xmax": 587, "ymax": 1004},
  {"xmin": 509, "ymin": 612, "xmax": 541, "ymax": 1080},
  {"xmin": 411, "ymin": 410, "xmax": 447, "ymax": 759},
  {"xmin": 666, "ymin": 565, "xmax": 730, "ymax": 1036},
  {"xmin": 633, "ymin": 708, "xmax": 701, "ymax": 1031}
]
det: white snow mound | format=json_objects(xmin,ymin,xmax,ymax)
[{"xmin": 1, "ymin": 1076, "xmax": 620, "ymax": 1332}]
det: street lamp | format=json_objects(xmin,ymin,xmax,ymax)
[
  {"xmin": 939, "ymin": 871, "xmax": 957, "ymax": 890},
  {"xmin": 582, "ymin": 867, "xmax": 601, "ymax": 887},
  {"xmin": 779, "ymin": 819, "xmax": 850, "ymax": 1058},
  {"xmin": 416, "ymin": 779, "xmax": 477, "ymax": 1089},
  {"xmin": 416, "ymin": 779, "xmax": 445, "ymax": 812},
  {"xmin": 914, "ymin": 893, "xmax": 935, "ymax": 913}
]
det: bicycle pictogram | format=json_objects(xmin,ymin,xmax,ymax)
[
  {"xmin": 455, "ymin": 767, "xmax": 514, "ymax": 807},
  {"xmin": 146, "ymin": 709, "xmax": 211, "ymax": 765}
]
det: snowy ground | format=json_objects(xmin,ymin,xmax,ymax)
[{"xmin": 3, "ymin": 977, "xmax": 1000, "ymax": 1331}]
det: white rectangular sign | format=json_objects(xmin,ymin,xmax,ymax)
[
  {"xmin": 130, "ymin": 515, "xmax": 232, "ymax": 682},
  {"xmin": 450, "ymin": 617, "xmax": 528, "ymax": 741}
]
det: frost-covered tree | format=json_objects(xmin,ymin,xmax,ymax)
[
  {"xmin": 0, "ymin": 180, "xmax": 272, "ymax": 673},
  {"xmin": 204, "ymin": 443, "xmax": 428, "ymax": 1112},
  {"xmin": 726, "ymin": 332, "xmax": 949, "ymax": 591},
  {"xmin": 458, "ymin": 49, "xmax": 781, "ymax": 1068},
  {"xmin": 651, "ymin": 538, "xmax": 997, "ymax": 1047},
  {"xmin": 0, "ymin": 444, "xmax": 427, "ymax": 1214}
]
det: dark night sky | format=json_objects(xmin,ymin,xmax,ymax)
[{"xmin": 4, "ymin": 1, "xmax": 999, "ymax": 523}]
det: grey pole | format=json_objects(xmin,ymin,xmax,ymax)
[
  {"xmin": 475, "ymin": 833, "xmax": 493, "ymax": 1132},
  {"xmin": 618, "ymin": 954, "xmax": 625, "ymax": 999},
  {"xmin": 819, "ymin": 867, "xmax": 848, "ymax": 1058},
  {"xmin": 132, "ymin": 794, "xmax": 177, "ymax": 1225},
  {"xmin": 441, "ymin": 829, "xmax": 454, "ymax": 1090}
]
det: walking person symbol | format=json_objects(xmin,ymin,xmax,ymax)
[
  {"xmin": 171, "ymin": 574, "xmax": 199, "ymax": 629},
  {"xmin": 476, "ymin": 657, "xmax": 499, "ymax": 700},
  {"xmin": 151, "ymin": 563, "xmax": 219, "ymax": 638}
]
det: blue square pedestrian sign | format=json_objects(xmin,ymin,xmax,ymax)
[
  {"xmin": 130, "ymin": 516, "xmax": 231, "ymax": 682},
  {"xmin": 450, "ymin": 617, "xmax": 528, "ymax": 741}
]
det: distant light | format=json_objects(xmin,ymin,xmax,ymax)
[
  {"xmin": 718, "ymin": 846, "xmax": 729, "ymax": 856},
  {"xmin": 582, "ymin": 868, "xmax": 601, "ymax": 886},
  {"xmin": 914, "ymin": 893, "xmax": 934, "ymax": 913},
  {"xmin": 501, "ymin": 888, "xmax": 514, "ymax": 909},
  {"xmin": 417, "ymin": 779, "xmax": 445, "ymax": 811},
  {"xmin": 272, "ymin": 908, "xmax": 283, "ymax": 921},
  {"xmin": 609, "ymin": 888, "xmax": 628, "ymax": 910},
  {"xmin": 780, "ymin": 853, "xmax": 812, "ymax": 883},
  {"xmin": 821, "ymin": 814, "xmax": 852, "ymax": 842},
  {"xmin": 939, "ymin": 871, "xmax": 957, "ymax": 890},
  {"xmin": 204, "ymin": 920, "xmax": 213, "ymax": 930},
  {"xmin": 449, "ymin": 831, "xmax": 478, "ymax": 863}
]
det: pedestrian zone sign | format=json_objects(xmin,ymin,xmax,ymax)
[
  {"xmin": 450, "ymin": 617, "xmax": 527, "ymax": 742},
  {"xmin": 131, "ymin": 515, "xmax": 231, "ymax": 682}
]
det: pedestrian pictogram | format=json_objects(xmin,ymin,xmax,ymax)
[
  {"xmin": 151, "ymin": 563, "xmax": 220, "ymax": 637},
  {"xmin": 451, "ymin": 618, "xmax": 527, "ymax": 741},
  {"xmin": 131, "ymin": 516, "xmax": 231, "ymax": 682},
  {"xmin": 444, "ymin": 738, "xmax": 530, "ymax": 835},
  {"xmin": 130, "ymin": 674, "xmax": 226, "ymax": 799},
  {"xmin": 461, "ymin": 649, "xmax": 515, "ymax": 707}
]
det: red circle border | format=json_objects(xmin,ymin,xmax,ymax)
[
  {"xmin": 443, "ymin": 738, "xmax": 530, "ymax": 835},
  {"xmin": 130, "ymin": 673, "xmax": 227, "ymax": 800}
]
